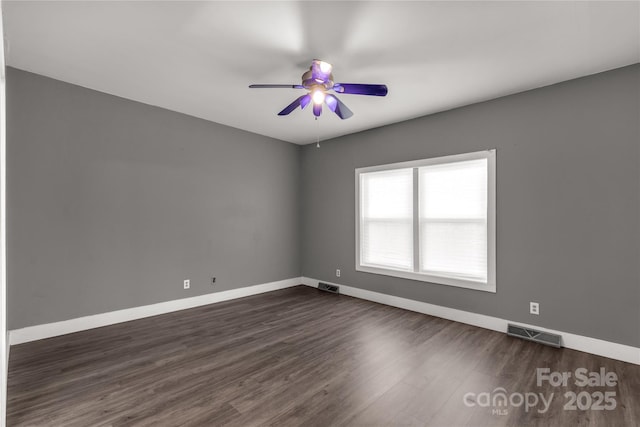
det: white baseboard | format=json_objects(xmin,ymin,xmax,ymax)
[
  {"xmin": 301, "ymin": 277, "xmax": 640, "ymax": 365},
  {"xmin": 9, "ymin": 277, "xmax": 303, "ymax": 345},
  {"xmin": 10, "ymin": 276, "xmax": 639, "ymax": 365}
]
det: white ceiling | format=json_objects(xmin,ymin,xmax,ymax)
[{"xmin": 3, "ymin": 1, "xmax": 639, "ymax": 145}]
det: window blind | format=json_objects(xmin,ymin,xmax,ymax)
[
  {"xmin": 419, "ymin": 159, "xmax": 488, "ymax": 282},
  {"xmin": 359, "ymin": 168, "xmax": 413, "ymax": 270}
]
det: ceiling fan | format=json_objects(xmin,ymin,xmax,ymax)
[{"xmin": 249, "ymin": 59, "xmax": 388, "ymax": 120}]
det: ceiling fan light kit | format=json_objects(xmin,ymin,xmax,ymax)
[{"xmin": 249, "ymin": 59, "xmax": 388, "ymax": 120}]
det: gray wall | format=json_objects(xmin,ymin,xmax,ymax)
[
  {"xmin": 7, "ymin": 65, "xmax": 640, "ymax": 348},
  {"xmin": 301, "ymin": 64, "xmax": 640, "ymax": 347},
  {"xmin": 7, "ymin": 68, "xmax": 301, "ymax": 329}
]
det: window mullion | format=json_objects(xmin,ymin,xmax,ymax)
[{"xmin": 412, "ymin": 167, "xmax": 420, "ymax": 273}]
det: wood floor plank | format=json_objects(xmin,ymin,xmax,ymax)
[{"xmin": 7, "ymin": 285, "xmax": 640, "ymax": 426}]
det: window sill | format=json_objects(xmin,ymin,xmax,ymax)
[{"xmin": 356, "ymin": 264, "xmax": 496, "ymax": 293}]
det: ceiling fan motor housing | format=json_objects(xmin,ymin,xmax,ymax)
[{"xmin": 301, "ymin": 69, "xmax": 334, "ymax": 91}]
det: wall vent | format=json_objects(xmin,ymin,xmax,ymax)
[
  {"xmin": 318, "ymin": 282, "xmax": 340, "ymax": 294},
  {"xmin": 507, "ymin": 324, "xmax": 562, "ymax": 348}
]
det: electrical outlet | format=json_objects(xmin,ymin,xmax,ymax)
[
  {"xmin": 211, "ymin": 277, "xmax": 216, "ymax": 285},
  {"xmin": 530, "ymin": 302, "xmax": 539, "ymax": 315},
  {"xmin": 336, "ymin": 269, "xmax": 341, "ymax": 278},
  {"xmin": 183, "ymin": 279, "xmax": 190, "ymax": 290}
]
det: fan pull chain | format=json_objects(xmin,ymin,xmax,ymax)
[{"xmin": 316, "ymin": 116, "xmax": 321, "ymax": 148}]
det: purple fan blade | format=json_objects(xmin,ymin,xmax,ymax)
[
  {"xmin": 249, "ymin": 84, "xmax": 304, "ymax": 89},
  {"xmin": 333, "ymin": 83, "xmax": 388, "ymax": 96},
  {"xmin": 324, "ymin": 94, "xmax": 337, "ymax": 111},
  {"xmin": 300, "ymin": 94, "xmax": 311, "ymax": 110},
  {"xmin": 325, "ymin": 94, "xmax": 353, "ymax": 119},
  {"xmin": 313, "ymin": 103, "xmax": 322, "ymax": 117},
  {"xmin": 278, "ymin": 95, "xmax": 308, "ymax": 116}
]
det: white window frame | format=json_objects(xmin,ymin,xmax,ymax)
[{"xmin": 355, "ymin": 149, "xmax": 496, "ymax": 293}]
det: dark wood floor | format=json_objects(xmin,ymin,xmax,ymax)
[{"xmin": 7, "ymin": 285, "xmax": 640, "ymax": 426}]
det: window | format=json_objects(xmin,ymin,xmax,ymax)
[{"xmin": 356, "ymin": 150, "xmax": 496, "ymax": 292}]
